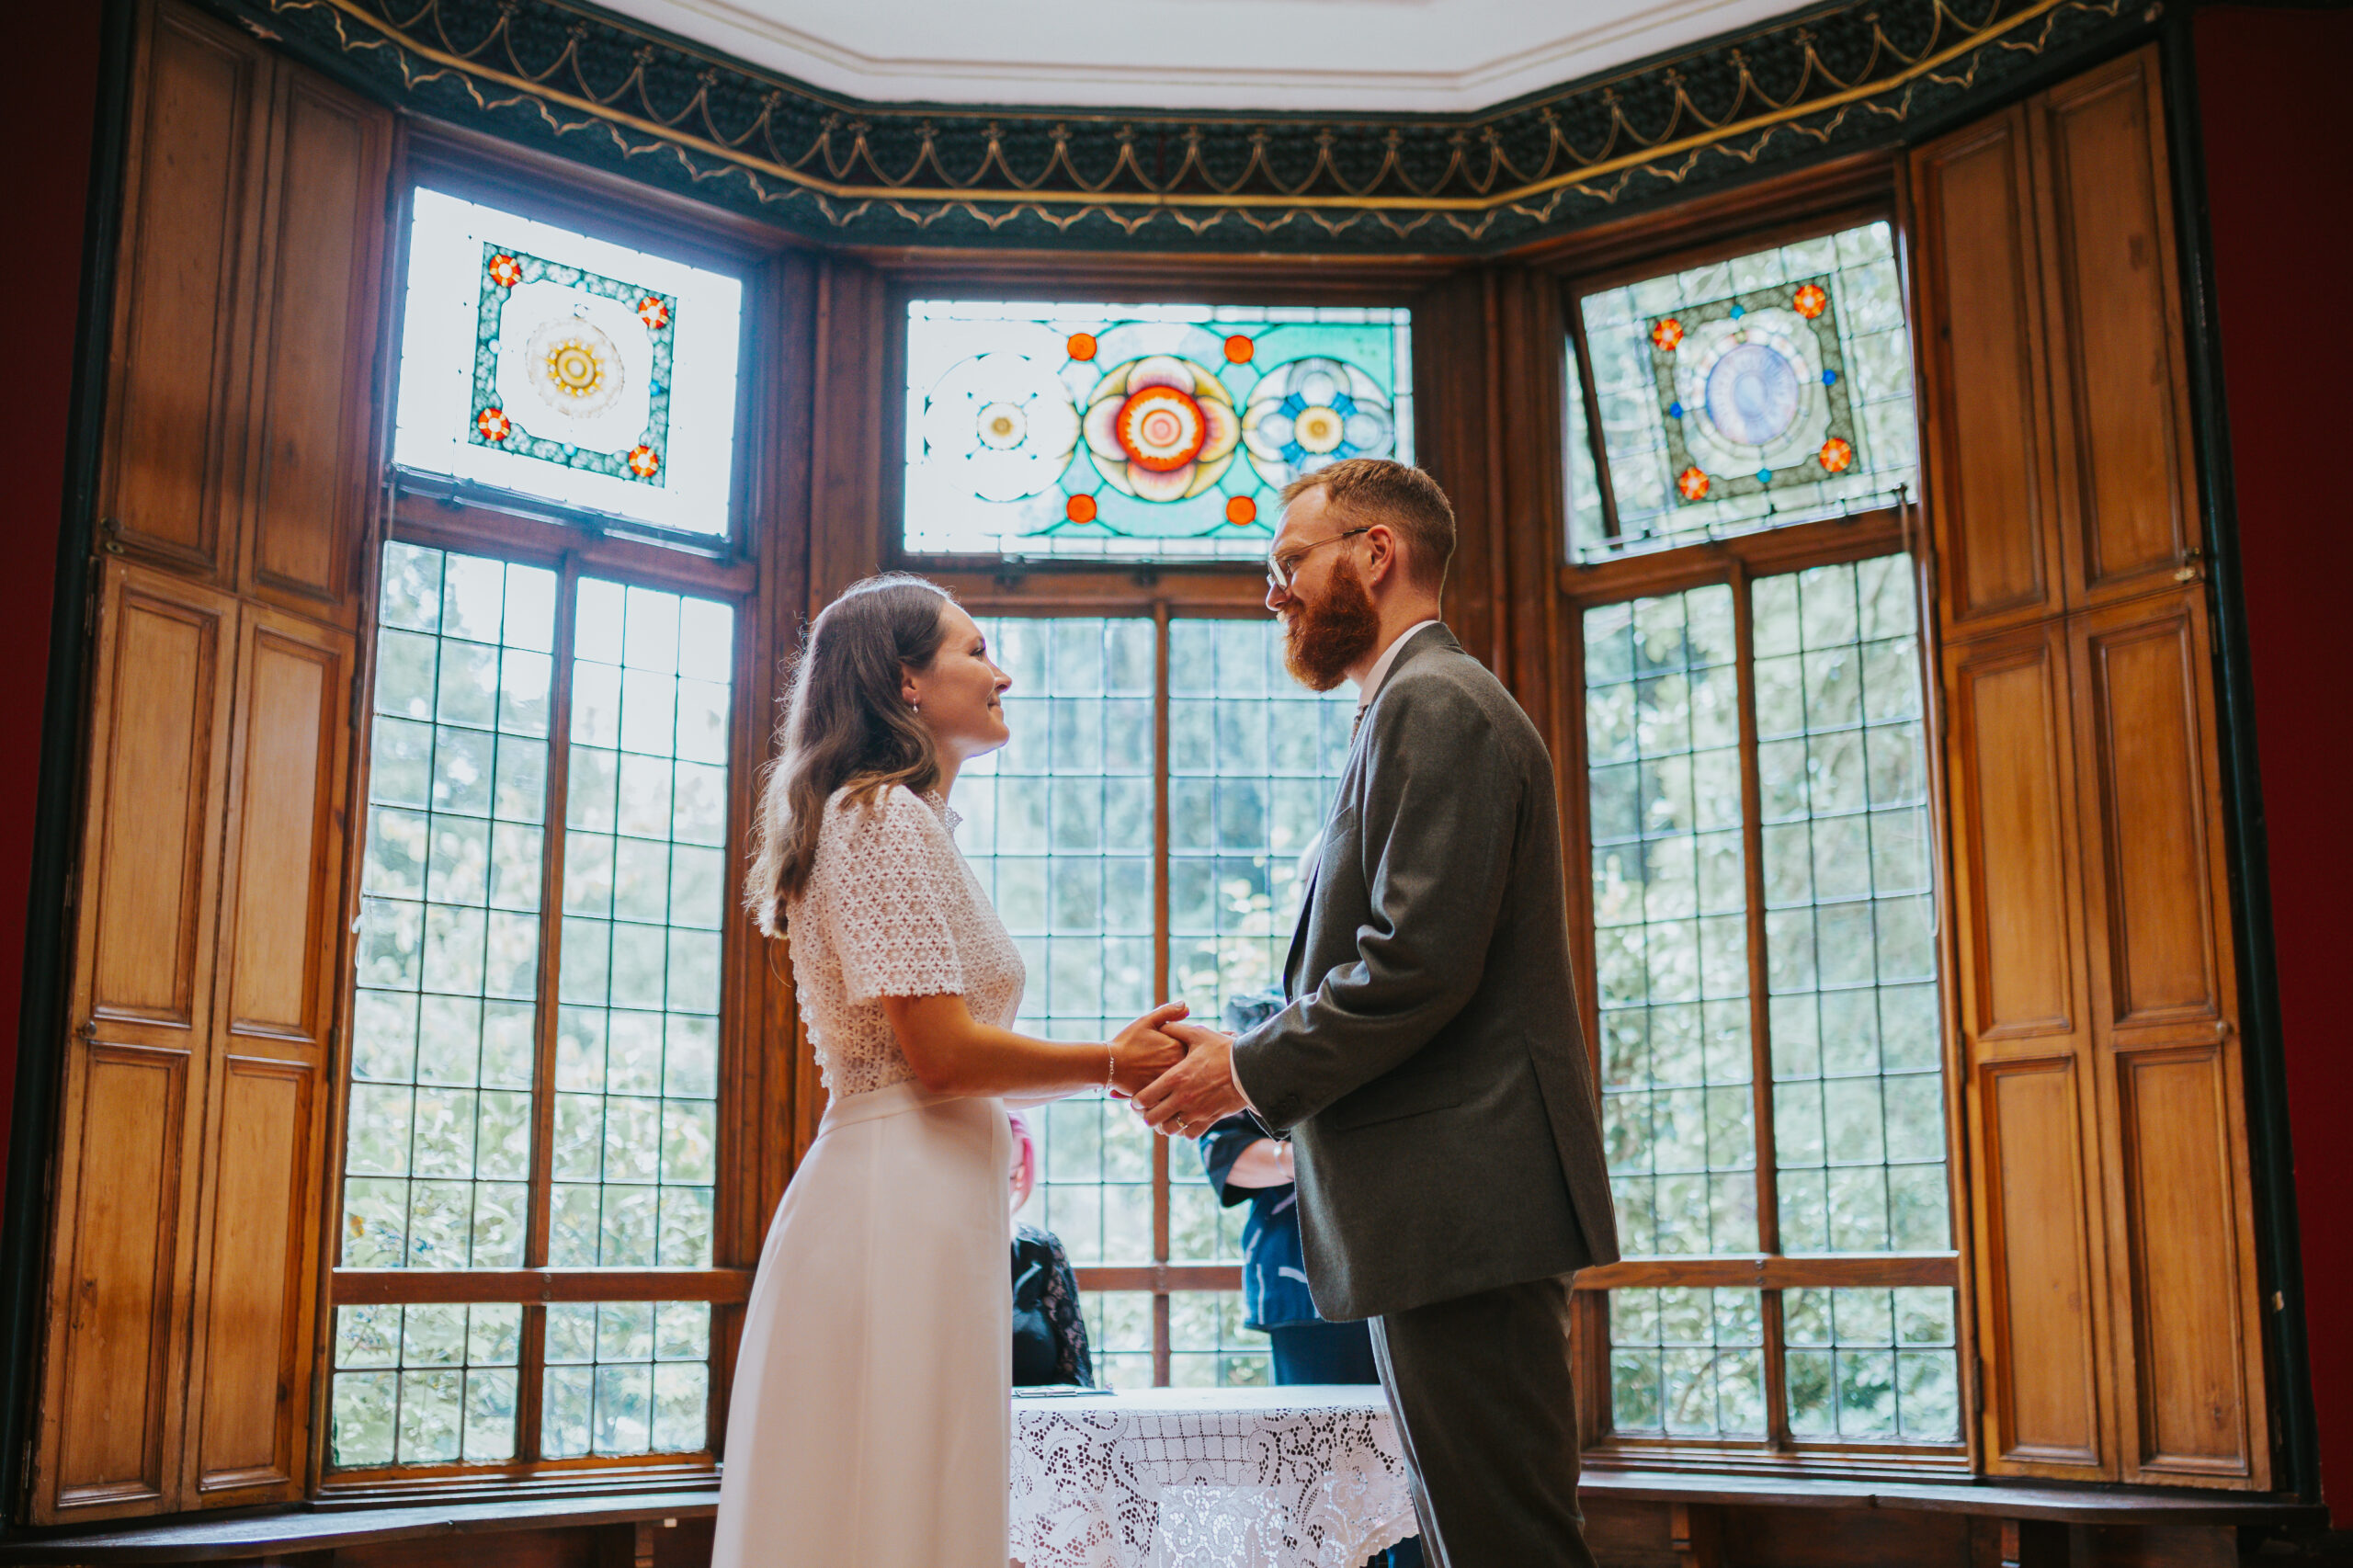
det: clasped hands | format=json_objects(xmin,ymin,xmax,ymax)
[{"xmin": 1108, "ymin": 1005, "xmax": 1249, "ymax": 1138}]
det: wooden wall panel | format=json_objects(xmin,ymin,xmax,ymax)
[
  {"xmin": 2035, "ymin": 48, "xmax": 2200, "ymax": 601},
  {"xmin": 1910, "ymin": 108, "xmax": 2060, "ymax": 634},
  {"xmin": 85, "ymin": 586, "xmax": 233, "ymax": 1025},
  {"xmin": 241, "ymin": 72, "xmax": 391, "ymax": 621},
  {"xmin": 1975, "ymin": 1053, "xmax": 2106, "ymax": 1473},
  {"xmin": 188, "ymin": 1056, "xmax": 313, "ymax": 1494},
  {"xmin": 1947, "ymin": 630, "xmax": 2083, "ymax": 1042},
  {"xmin": 2075, "ymin": 601, "xmax": 2221, "ymax": 1028},
  {"xmin": 2113, "ymin": 1046, "xmax": 2254, "ymax": 1479},
  {"xmin": 100, "ymin": 2, "xmax": 265, "ymax": 576},
  {"xmin": 182, "ymin": 609, "xmax": 353, "ymax": 1504},
  {"xmin": 45, "ymin": 1042, "xmax": 192, "ymax": 1512}
]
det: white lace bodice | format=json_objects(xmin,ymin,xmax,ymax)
[{"xmin": 784, "ymin": 783, "xmax": 1025, "ymax": 1098}]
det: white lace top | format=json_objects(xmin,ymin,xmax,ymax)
[{"xmin": 784, "ymin": 783, "xmax": 1026, "ymax": 1097}]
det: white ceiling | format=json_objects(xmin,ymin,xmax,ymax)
[{"xmin": 600, "ymin": 0, "xmax": 1808, "ymax": 113}]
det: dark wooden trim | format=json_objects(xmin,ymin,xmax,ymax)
[
  {"xmin": 934, "ymin": 572, "xmax": 1272, "ymax": 616},
  {"xmin": 329, "ymin": 1268, "xmax": 755, "ymax": 1306},
  {"xmin": 860, "ymin": 249, "xmax": 1456, "ymax": 300},
  {"xmin": 1517, "ymin": 153, "xmax": 1901, "ymax": 279},
  {"xmin": 388, "ymin": 494, "xmax": 757, "ymax": 599},
  {"xmin": 1560, "ymin": 510, "xmax": 1910, "ymax": 607},
  {"xmin": 1075, "ymin": 1264, "xmax": 1241, "ymax": 1294},
  {"xmin": 1574, "ymin": 1254, "xmax": 1961, "ymax": 1290}
]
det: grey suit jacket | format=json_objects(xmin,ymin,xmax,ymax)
[{"xmin": 1231, "ymin": 623, "xmax": 1620, "ymax": 1322}]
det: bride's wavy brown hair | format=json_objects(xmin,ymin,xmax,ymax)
[{"xmin": 742, "ymin": 574, "xmax": 956, "ymax": 937}]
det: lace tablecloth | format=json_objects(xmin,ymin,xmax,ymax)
[{"xmin": 1010, "ymin": 1385, "xmax": 1417, "ymax": 1568}]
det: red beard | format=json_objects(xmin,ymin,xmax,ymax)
[{"xmin": 1281, "ymin": 560, "xmax": 1382, "ymax": 692}]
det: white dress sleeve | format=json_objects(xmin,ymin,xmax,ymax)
[{"xmin": 827, "ymin": 787, "xmax": 970, "ymax": 1006}]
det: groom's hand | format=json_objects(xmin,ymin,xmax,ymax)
[{"xmin": 1132, "ymin": 1023, "xmax": 1246, "ymax": 1136}]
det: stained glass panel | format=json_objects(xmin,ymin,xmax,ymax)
[
  {"xmin": 904, "ymin": 301, "xmax": 1414, "ymax": 561},
  {"xmin": 553, "ymin": 581, "xmax": 733, "ymax": 1269},
  {"xmin": 1574, "ymin": 222, "xmax": 1916, "ymax": 561},
  {"xmin": 1584, "ymin": 586, "xmax": 1758, "ymax": 1258},
  {"xmin": 346, "ymin": 543, "xmax": 554, "ymax": 1273},
  {"xmin": 393, "ymin": 188, "xmax": 744, "ymax": 538}
]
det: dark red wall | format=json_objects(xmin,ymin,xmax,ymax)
[
  {"xmin": 2194, "ymin": 4, "xmax": 2353, "ymax": 1520},
  {"xmin": 0, "ymin": 4, "xmax": 100, "ymax": 1191}
]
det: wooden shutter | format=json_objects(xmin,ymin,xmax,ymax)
[
  {"xmin": 1912, "ymin": 45, "xmax": 2268, "ymax": 1488},
  {"xmin": 29, "ymin": 0, "xmax": 388, "ymax": 1521}
]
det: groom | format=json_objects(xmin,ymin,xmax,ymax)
[{"xmin": 1132, "ymin": 459, "xmax": 1620, "ymax": 1567}]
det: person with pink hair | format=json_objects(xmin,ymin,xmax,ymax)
[{"xmin": 1007, "ymin": 1110, "xmax": 1091, "ymax": 1387}]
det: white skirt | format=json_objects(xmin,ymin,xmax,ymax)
[{"xmin": 710, "ymin": 1081, "xmax": 1013, "ymax": 1568}]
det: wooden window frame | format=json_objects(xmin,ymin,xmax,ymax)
[
  {"xmin": 315, "ymin": 140, "xmax": 793, "ymax": 1500},
  {"xmin": 1550, "ymin": 190, "xmax": 1981, "ymax": 1478}
]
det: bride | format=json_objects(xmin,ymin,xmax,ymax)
[{"xmin": 714, "ymin": 573, "xmax": 1190, "ymax": 1568}]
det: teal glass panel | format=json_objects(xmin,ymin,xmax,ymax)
[
  {"xmin": 904, "ymin": 302, "xmax": 1413, "ymax": 561},
  {"xmin": 346, "ymin": 542, "xmax": 555, "ymax": 1273},
  {"xmin": 553, "ymin": 581, "xmax": 733, "ymax": 1269},
  {"xmin": 328, "ymin": 1302, "xmax": 521, "ymax": 1466},
  {"xmin": 541, "ymin": 1301, "xmax": 711, "ymax": 1457},
  {"xmin": 1576, "ymin": 222, "xmax": 1916, "ymax": 560},
  {"xmin": 1583, "ymin": 586, "xmax": 1759, "ymax": 1259}
]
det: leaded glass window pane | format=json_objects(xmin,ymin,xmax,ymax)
[
  {"xmin": 904, "ymin": 301, "xmax": 1414, "ymax": 561},
  {"xmin": 1786, "ymin": 1287, "xmax": 1961, "ymax": 1441},
  {"xmin": 393, "ymin": 188, "xmax": 745, "ymax": 538},
  {"xmin": 1585, "ymin": 585, "xmax": 1758, "ymax": 1258},
  {"xmin": 329, "ymin": 1302, "xmax": 522, "ymax": 1465},
  {"xmin": 347, "ymin": 543, "xmax": 555, "ymax": 1273},
  {"xmin": 1758, "ymin": 556, "xmax": 1949, "ymax": 1257},
  {"xmin": 554, "ymin": 582, "xmax": 733, "ymax": 1269},
  {"xmin": 1608, "ymin": 1288, "xmax": 1768, "ymax": 1437},
  {"xmin": 1574, "ymin": 222, "xmax": 1916, "ymax": 561},
  {"xmin": 541, "ymin": 1301, "xmax": 712, "ymax": 1457}
]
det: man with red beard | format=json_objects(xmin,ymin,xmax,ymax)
[{"xmin": 1132, "ymin": 458, "xmax": 1619, "ymax": 1568}]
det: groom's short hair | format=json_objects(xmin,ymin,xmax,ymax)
[{"xmin": 1281, "ymin": 459, "xmax": 1456, "ymax": 592}]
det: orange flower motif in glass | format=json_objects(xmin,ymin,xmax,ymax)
[
  {"xmin": 1677, "ymin": 466, "xmax": 1711, "ymax": 501},
  {"xmin": 1651, "ymin": 318, "xmax": 1685, "ymax": 352},
  {"xmin": 1067, "ymin": 333, "xmax": 1098, "ymax": 361},
  {"xmin": 637, "ymin": 295, "xmax": 671, "ymax": 331},
  {"xmin": 1065, "ymin": 494, "xmax": 1098, "ymax": 524},
  {"xmin": 1818, "ymin": 436, "xmax": 1855, "ymax": 472},
  {"xmin": 1224, "ymin": 335, "xmax": 1255, "ymax": 364},
  {"xmin": 627, "ymin": 444, "xmax": 661, "ymax": 478},
  {"xmin": 1224, "ymin": 494, "xmax": 1257, "ymax": 526},
  {"xmin": 487, "ymin": 255, "xmax": 523, "ymax": 289},
  {"xmin": 1793, "ymin": 283, "xmax": 1829, "ymax": 319},
  {"xmin": 475, "ymin": 407, "xmax": 512, "ymax": 441}
]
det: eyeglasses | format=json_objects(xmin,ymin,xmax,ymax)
[{"xmin": 1265, "ymin": 525, "xmax": 1374, "ymax": 592}]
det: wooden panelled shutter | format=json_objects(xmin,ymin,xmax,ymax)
[
  {"xmin": 1911, "ymin": 44, "xmax": 2270, "ymax": 1488},
  {"xmin": 29, "ymin": 0, "xmax": 389, "ymax": 1522}
]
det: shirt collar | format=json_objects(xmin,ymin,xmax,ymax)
[{"xmin": 1354, "ymin": 619, "xmax": 1443, "ymax": 716}]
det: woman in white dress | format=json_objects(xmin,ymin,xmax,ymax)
[{"xmin": 717, "ymin": 574, "xmax": 1189, "ymax": 1568}]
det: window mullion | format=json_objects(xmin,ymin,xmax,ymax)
[
  {"xmin": 1151, "ymin": 603, "xmax": 1173, "ymax": 1388},
  {"xmin": 1729, "ymin": 559, "xmax": 1793, "ymax": 1449},
  {"xmin": 517, "ymin": 551, "xmax": 583, "ymax": 1460}
]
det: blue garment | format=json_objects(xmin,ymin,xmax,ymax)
[{"xmin": 1198, "ymin": 1111, "xmax": 1323, "ymax": 1332}]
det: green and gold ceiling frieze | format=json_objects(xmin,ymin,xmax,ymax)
[{"xmin": 215, "ymin": 0, "xmax": 2137, "ymax": 252}]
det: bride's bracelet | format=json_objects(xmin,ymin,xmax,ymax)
[{"xmin": 1103, "ymin": 1042, "xmax": 1117, "ymax": 1092}]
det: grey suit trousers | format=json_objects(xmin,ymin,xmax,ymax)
[{"xmin": 1370, "ymin": 1276, "xmax": 1595, "ymax": 1568}]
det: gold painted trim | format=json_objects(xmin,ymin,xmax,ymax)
[{"xmin": 273, "ymin": 0, "xmax": 2104, "ymax": 233}]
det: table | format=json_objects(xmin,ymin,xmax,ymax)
[{"xmin": 1009, "ymin": 1385, "xmax": 1418, "ymax": 1568}]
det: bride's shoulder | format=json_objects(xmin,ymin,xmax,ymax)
[{"xmin": 820, "ymin": 782, "xmax": 943, "ymax": 847}]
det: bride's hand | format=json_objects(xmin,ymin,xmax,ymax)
[{"xmin": 1107, "ymin": 1002, "xmax": 1191, "ymax": 1097}]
